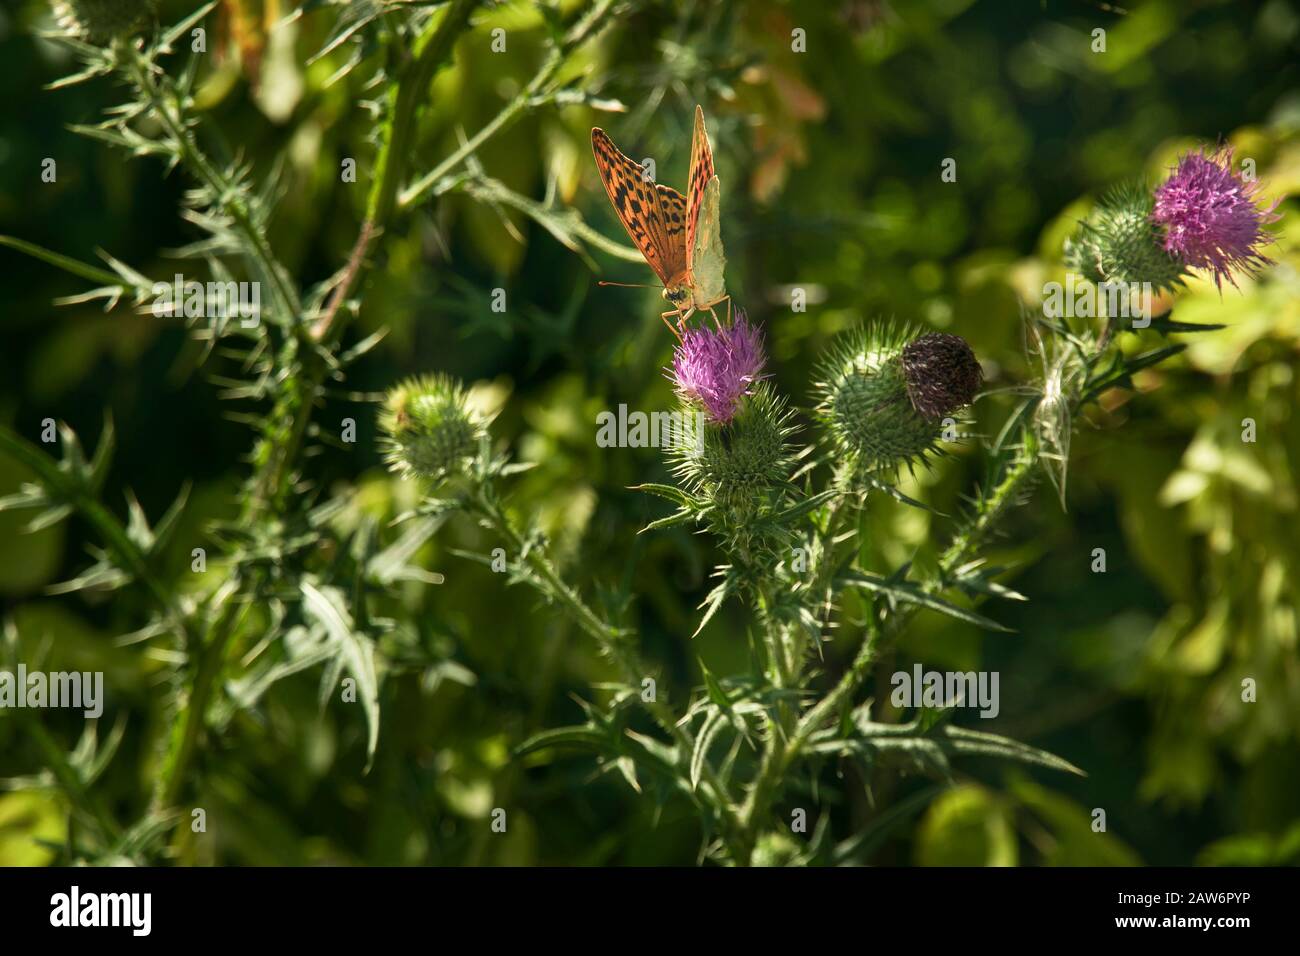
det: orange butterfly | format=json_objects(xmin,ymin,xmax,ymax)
[{"xmin": 591, "ymin": 105, "xmax": 730, "ymax": 333}]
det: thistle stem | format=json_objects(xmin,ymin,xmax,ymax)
[
  {"xmin": 121, "ymin": 43, "xmax": 300, "ymax": 323},
  {"xmin": 468, "ymin": 485, "xmax": 747, "ymax": 859},
  {"xmin": 735, "ymin": 432, "xmax": 1042, "ymax": 861}
]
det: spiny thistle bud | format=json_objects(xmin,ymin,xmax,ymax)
[
  {"xmin": 379, "ymin": 374, "xmax": 484, "ymax": 484},
  {"xmin": 814, "ymin": 323, "xmax": 980, "ymax": 474},
  {"xmin": 670, "ymin": 382, "xmax": 796, "ymax": 511},
  {"xmin": 51, "ymin": 0, "xmax": 155, "ymax": 43},
  {"xmin": 1151, "ymin": 145, "xmax": 1281, "ymax": 290},
  {"xmin": 1064, "ymin": 183, "xmax": 1189, "ymax": 294}
]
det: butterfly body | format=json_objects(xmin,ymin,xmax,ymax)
[{"xmin": 592, "ymin": 106, "xmax": 729, "ymax": 330}]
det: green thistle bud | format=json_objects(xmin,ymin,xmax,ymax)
[
  {"xmin": 52, "ymin": 0, "xmax": 155, "ymax": 43},
  {"xmin": 814, "ymin": 324, "xmax": 981, "ymax": 475},
  {"xmin": 1064, "ymin": 182, "xmax": 1188, "ymax": 293},
  {"xmin": 379, "ymin": 374, "xmax": 484, "ymax": 484},
  {"xmin": 671, "ymin": 382, "xmax": 796, "ymax": 511}
]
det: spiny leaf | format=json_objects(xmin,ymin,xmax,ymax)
[
  {"xmin": 0, "ymin": 235, "xmax": 127, "ymax": 288},
  {"xmin": 839, "ymin": 571, "xmax": 1012, "ymax": 633},
  {"xmin": 631, "ymin": 482, "xmax": 696, "ymax": 507},
  {"xmin": 515, "ymin": 725, "xmax": 607, "ymax": 758},
  {"xmin": 300, "ymin": 580, "xmax": 381, "ymax": 768},
  {"xmin": 690, "ymin": 709, "xmax": 726, "ymax": 791}
]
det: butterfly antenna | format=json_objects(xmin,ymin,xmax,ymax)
[{"xmin": 597, "ymin": 280, "xmax": 656, "ymax": 289}]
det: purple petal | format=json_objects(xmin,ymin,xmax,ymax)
[
  {"xmin": 667, "ymin": 312, "xmax": 767, "ymax": 423},
  {"xmin": 1151, "ymin": 145, "xmax": 1281, "ymax": 290}
]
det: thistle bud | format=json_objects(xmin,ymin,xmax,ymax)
[
  {"xmin": 52, "ymin": 0, "xmax": 155, "ymax": 43},
  {"xmin": 814, "ymin": 324, "xmax": 981, "ymax": 474},
  {"xmin": 379, "ymin": 374, "xmax": 483, "ymax": 484},
  {"xmin": 670, "ymin": 382, "xmax": 796, "ymax": 511},
  {"xmin": 1064, "ymin": 183, "xmax": 1189, "ymax": 293}
]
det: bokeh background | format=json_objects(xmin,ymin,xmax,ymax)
[{"xmin": 1, "ymin": 0, "xmax": 1298, "ymax": 865}]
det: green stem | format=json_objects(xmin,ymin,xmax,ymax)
[
  {"xmin": 369, "ymin": 0, "xmax": 482, "ymax": 227},
  {"xmin": 153, "ymin": 590, "xmax": 243, "ymax": 812},
  {"xmin": 469, "ymin": 486, "xmax": 747, "ymax": 859},
  {"xmin": 155, "ymin": 1, "xmax": 488, "ymax": 819},
  {"xmin": 122, "ymin": 43, "xmax": 300, "ymax": 323},
  {"xmin": 735, "ymin": 433, "xmax": 1042, "ymax": 862}
]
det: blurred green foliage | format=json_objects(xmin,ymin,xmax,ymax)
[{"xmin": 1, "ymin": 0, "xmax": 1298, "ymax": 865}]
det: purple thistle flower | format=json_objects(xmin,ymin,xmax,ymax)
[
  {"xmin": 669, "ymin": 312, "xmax": 767, "ymax": 423},
  {"xmin": 1151, "ymin": 145, "xmax": 1282, "ymax": 290}
]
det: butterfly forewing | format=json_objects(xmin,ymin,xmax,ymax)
[
  {"xmin": 657, "ymin": 185, "xmax": 688, "ymax": 244},
  {"xmin": 685, "ymin": 105, "xmax": 717, "ymax": 272},
  {"xmin": 591, "ymin": 127, "xmax": 687, "ymax": 287}
]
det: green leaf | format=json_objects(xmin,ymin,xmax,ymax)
[
  {"xmin": 639, "ymin": 507, "xmax": 694, "ymax": 533},
  {"xmin": 689, "ymin": 710, "xmax": 725, "ymax": 791},
  {"xmin": 0, "ymin": 236, "xmax": 127, "ymax": 288},
  {"xmin": 300, "ymin": 580, "xmax": 381, "ymax": 768},
  {"xmin": 630, "ymin": 482, "xmax": 695, "ymax": 507},
  {"xmin": 862, "ymin": 475, "xmax": 939, "ymax": 514},
  {"xmin": 698, "ymin": 660, "xmax": 736, "ymax": 720},
  {"xmin": 515, "ymin": 725, "xmax": 606, "ymax": 758},
  {"xmin": 839, "ymin": 571, "xmax": 1012, "ymax": 633},
  {"xmin": 1147, "ymin": 316, "xmax": 1226, "ymax": 334},
  {"xmin": 368, "ymin": 514, "xmax": 447, "ymax": 585},
  {"xmin": 938, "ymin": 724, "xmax": 1085, "ymax": 776},
  {"xmin": 772, "ymin": 488, "xmax": 840, "ymax": 523},
  {"xmin": 844, "ymin": 715, "xmax": 1085, "ymax": 777},
  {"xmin": 693, "ymin": 572, "xmax": 736, "ymax": 639}
]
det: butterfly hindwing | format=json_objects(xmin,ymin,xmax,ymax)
[
  {"xmin": 690, "ymin": 175, "xmax": 727, "ymax": 309},
  {"xmin": 591, "ymin": 127, "xmax": 687, "ymax": 287}
]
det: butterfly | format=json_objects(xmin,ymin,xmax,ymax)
[{"xmin": 591, "ymin": 105, "xmax": 730, "ymax": 333}]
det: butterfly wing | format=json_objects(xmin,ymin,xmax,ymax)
[
  {"xmin": 591, "ymin": 127, "xmax": 687, "ymax": 287},
  {"xmin": 690, "ymin": 175, "xmax": 728, "ymax": 309},
  {"xmin": 685, "ymin": 105, "xmax": 717, "ymax": 274},
  {"xmin": 686, "ymin": 106, "xmax": 726, "ymax": 308},
  {"xmin": 657, "ymin": 184, "xmax": 688, "ymax": 247}
]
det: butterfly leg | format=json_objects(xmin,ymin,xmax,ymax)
[
  {"xmin": 660, "ymin": 310, "xmax": 684, "ymax": 340},
  {"xmin": 704, "ymin": 296, "xmax": 732, "ymax": 329}
]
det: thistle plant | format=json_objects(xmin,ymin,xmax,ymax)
[
  {"xmin": 374, "ymin": 148, "xmax": 1279, "ymax": 865},
  {"xmin": 0, "ymin": 0, "xmax": 1287, "ymax": 869},
  {"xmin": 0, "ymin": 0, "xmax": 633, "ymax": 864},
  {"xmin": 1065, "ymin": 145, "xmax": 1281, "ymax": 297}
]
